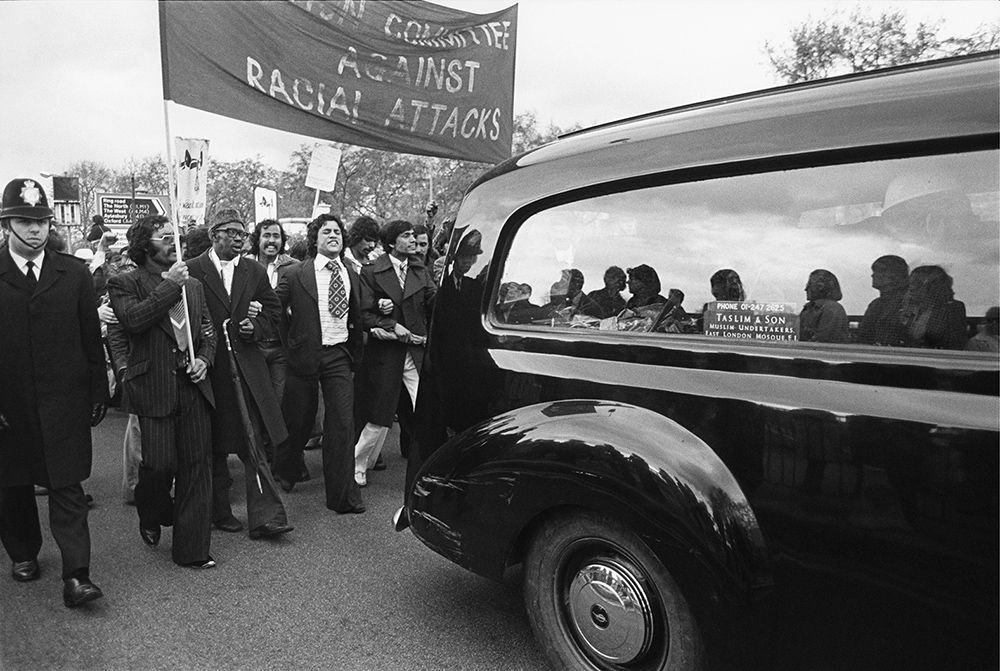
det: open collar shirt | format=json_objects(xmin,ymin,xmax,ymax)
[{"xmin": 208, "ymin": 248, "xmax": 240, "ymax": 295}]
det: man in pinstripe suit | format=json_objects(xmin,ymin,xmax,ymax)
[{"xmin": 107, "ymin": 215, "xmax": 218, "ymax": 569}]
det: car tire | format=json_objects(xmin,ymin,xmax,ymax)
[{"xmin": 523, "ymin": 510, "xmax": 705, "ymax": 671}]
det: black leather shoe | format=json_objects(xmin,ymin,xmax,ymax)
[
  {"xmin": 332, "ymin": 504, "xmax": 366, "ymax": 514},
  {"xmin": 373, "ymin": 455, "xmax": 387, "ymax": 471},
  {"xmin": 139, "ymin": 523, "xmax": 160, "ymax": 547},
  {"xmin": 12, "ymin": 559, "xmax": 40, "ymax": 582},
  {"xmin": 278, "ymin": 477, "xmax": 295, "ymax": 493},
  {"xmin": 212, "ymin": 515, "xmax": 244, "ymax": 532},
  {"xmin": 63, "ymin": 577, "xmax": 103, "ymax": 607},
  {"xmin": 249, "ymin": 522, "xmax": 294, "ymax": 539},
  {"xmin": 179, "ymin": 556, "xmax": 216, "ymax": 569}
]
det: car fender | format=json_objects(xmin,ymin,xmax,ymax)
[{"xmin": 408, "ymin": 399, "xmax": 774, "ymax": 661}]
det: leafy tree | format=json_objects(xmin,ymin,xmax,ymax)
[
  {"xmin": 205, "ymin": 156, "xmax": 280, "ymax": 222},
  {"xmin": 511, "ymin": 110, "xmax": 577, "ymax": 155},
  {"xmin": 765, "ymin": 7, "xmax": 999, "ymax": 83}
]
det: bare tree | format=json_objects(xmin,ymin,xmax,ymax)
[{"xmin": 63, "ymin": 159, "xmax": 113, "ymax": 237}]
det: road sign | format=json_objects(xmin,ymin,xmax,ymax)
[{"xmin": 96, "ymin": 192, "xmax": 169, "ymax": 227}]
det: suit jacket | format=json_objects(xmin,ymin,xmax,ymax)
[
  {"xmin": 107, "ymin": 265, "xmax": 216, "ymax": 417},
  {"xmin": 0, "ymin": 249, "xmax": 107, "ymax": 488},
  {"xmin": 356, "ymin": 254, "xmax": 436, "ymax": 426},
  {"xmin": 275, "ymin": 254, "xmax": 363, "ymax": 379},
  {"xmin": 256, "ymin": 253, "xmax": 298, "ymax": 343},
  {"xmin": 187, "ymin": 252, "xmax": 288, "ymax": 453}
]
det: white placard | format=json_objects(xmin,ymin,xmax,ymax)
[
  {"xmin": 304, "ymin": 144, "xmax": 342, "ymax": 192},
  {"xmin": 254, "ymin": 186, "xmax": 277, "ymax": 223},
  {"xmin": 174, "ymin": 137, "xmax": 210, "ymax": 228}
]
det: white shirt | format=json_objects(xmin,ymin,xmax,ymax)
[
  {"xmin": 9, "ymin": 248, "xmax": 45, "ymax": 277},
  {"xmin": 209, "ymin": 248, "xmax": 240, "ymax": 295},
  {"xmin": 343, "ymin": 247, "xmax": 364, "ymax": 275},
  {"xmin": 264, "ymin": 260, "xmax": 279, "ymax": 289},
  {"xmin": 313, "ymin": 253, "xmax": 350, "ymax": 346},
  {"xmin": 388, "ymin": 253, "xmax": 407, "ymax": 289}
]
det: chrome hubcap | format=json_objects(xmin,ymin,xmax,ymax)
[{"xmin": 566, "ymin": 558, "xmax": 654, "ymax": 663}]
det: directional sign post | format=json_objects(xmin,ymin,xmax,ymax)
[{"xmin": 96, "ymin": 192, "xmax": 170, "ymax": 242}]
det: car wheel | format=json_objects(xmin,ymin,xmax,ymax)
[{"xmin": 524, "ymin": 510, "xmax": 705, "ymax": 671}]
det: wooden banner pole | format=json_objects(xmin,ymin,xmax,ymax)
[{"xmin": 161, "ymin": 100, "xmax": 197, "ymax": 368}]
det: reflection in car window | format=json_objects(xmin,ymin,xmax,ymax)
[{"xmin": 496, "ymin": 150, "xmax": 1000, "ymax": 354}]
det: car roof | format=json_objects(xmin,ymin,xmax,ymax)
[{"xmin": 462, "ymin": 53, "xmax": 999, "ymax": 225}]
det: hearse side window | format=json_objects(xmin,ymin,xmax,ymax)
[{"xmin": 495, "ymin": 150, "xmax": 1000, "ymax": 354}]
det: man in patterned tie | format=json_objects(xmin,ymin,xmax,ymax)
[
  {"xmin": 0, "ymin": 178, "xmax": 108, "ymax": 606},
  {"xmin": 275, "ymin": 214, "xmax": 366, "ymax": 513}
]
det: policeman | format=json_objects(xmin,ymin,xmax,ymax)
[{"xmin": 0, "ymin": 178, "xmax": 108, "ymax": 607}]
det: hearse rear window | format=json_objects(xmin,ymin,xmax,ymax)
[{"xmin": 495, "ymin": 150, "xmax": 1000, "ymax": 354}]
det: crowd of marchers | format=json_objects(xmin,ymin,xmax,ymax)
[{"xmin": 0, "ymin": 174, "xmax": 455, "ymax": 608}]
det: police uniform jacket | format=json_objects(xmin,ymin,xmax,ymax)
[{"xmin": 0, "ymin": 248, "xmax": 107, "ymax": 488}]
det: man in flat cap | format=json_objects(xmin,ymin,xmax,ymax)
[
  {"xmin": 0, "ymin": 178, "xmax": 108, "ymax": 606},
  {"xmin": 187, "ymin": 207, "xmax": 292, "ymax": 539}
]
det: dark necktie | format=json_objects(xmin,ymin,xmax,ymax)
[
  {"xmin": 327, "ymin": 261, "xmax": 348, "ymax": 318},
  {"xmin": 25, "ymin": 260, "xmax": 37, "ymax": 288},
  {"xmin": 397, "ymin": 261, "xmax": 407, "ymax": 290}
]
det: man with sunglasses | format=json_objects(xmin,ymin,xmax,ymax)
[
  {"xmin": 106, "ymin": 214, "xmax": 217, "ymax": 569},
  {"xmin": 0, "ymin": 178, "xmax": 109, "ymax": 605},
  {"xmin": 187, "ymin": 208, "xmax": 292, "ymax": 540}
]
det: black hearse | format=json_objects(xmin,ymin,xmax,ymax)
[{"xmin": 400, "ymin": 53, "xmax": 999, "ymax": 671}]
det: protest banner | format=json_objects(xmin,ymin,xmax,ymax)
[
  {"xmin": 160, "ymin": 1, "xmax": 517, "ymax": 164},
  {"xmin": 174, "ymin": 137, "xmax": 210, "ymax": 228}
]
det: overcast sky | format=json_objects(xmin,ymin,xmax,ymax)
[{"xmin": 0, "ymin": 0, "xmax": 996, "ymax": 182}]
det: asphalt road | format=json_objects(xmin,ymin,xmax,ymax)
[{"xmin": 0, "ymin": 409, "xmax": 548, "ymax": 671}]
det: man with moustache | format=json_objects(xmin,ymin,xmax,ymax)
[
  {"xmin": 107, "ymin": 214, "xmax": 217, "ymax": 569},
  {"xmin": 248, "ymin": 218, "xmax": 301, "ymax": 472},
  {"xmin": 275, "ymin": 214, "xmax": 365, "ymax": 513},
  {"xmin": 352, "ymin": 220, "xmax": 436, "ymax": 486},
  {"xmin": 0, "ymin": 178, "xmax": 108, "ymax": 606},
  {"xmin": 343, "ymin": 216, "xmax": 380, "ymax": 275},
  {"xmin": 187, "ymin": 209, "xmax": 292, "ymax": 539}
]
